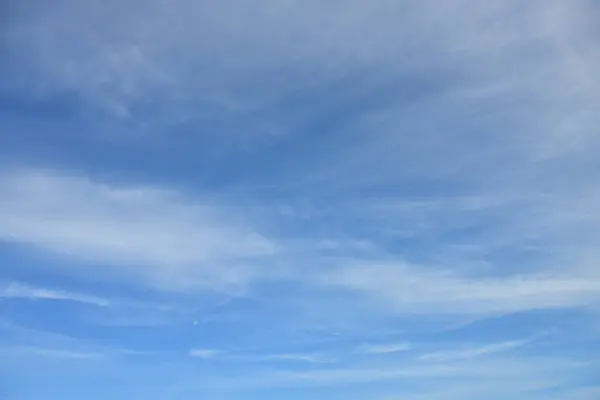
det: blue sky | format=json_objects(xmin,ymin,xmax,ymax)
[{"xmin": 1, "ymin": 1, "xmax": 600, "ymax": 399}]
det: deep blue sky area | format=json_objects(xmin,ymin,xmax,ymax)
[{"xmin": 1, "ymin": 1, "xmax": 600, "ymax": 399}]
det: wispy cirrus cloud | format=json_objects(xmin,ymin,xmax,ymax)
[
  {"xmin": 0, "ymin": 168, "xmax": 275, "ymax": 292},
  {"xmin": 8, "ymin": 346, "xmax": 104, "ymax": 360},
  {"xmin": 357, "ymin": 342, "xmax": 411, "ymax": 355},
  {"xmin": 418, "ymin": 340, "xmax": 529, "ymax": 362},
  {"xmin": 2, "ymin": 1, "xmax": 600, "ymax": 399},
  {"xmin": 188, "ymin": 349, "xmax": 221, "ymax": 359},
  {"xmin": 1, "ymin": 282, "xmax": 109, "ymax": 307},
  {"xmin": 206, "ymin": 353, "xmax": 587, "ymax": 390},
  {"xmin": 257, "ymin": 353, "xmax": 333, "ymax": 364},
  {"xmin": 322, "ymin": 262, "xmax": 600, "ymax": 315},
  {"xmin": 187, "ymin": 344, "xmax": 335, "ymax": 364},
  {"xmin": 5, "ymin": 0, "xmax": 598, "ymax": 146}
]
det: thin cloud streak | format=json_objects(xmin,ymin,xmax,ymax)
[
  {"xmin": 1, "ymin": 282, "xmax": 109, "ymax": 307},
  {"xmin": 358, "ymin": 342, "xmax": 412, "ymax": 355},
  {"xmin": 322, "ymin": 263, "xmax": 600, "ymax": 315},
  {"xmin": 418, "ymin": 340, "xmax": 529, "ymax": 362}
]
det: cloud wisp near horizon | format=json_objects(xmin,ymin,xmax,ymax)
[{"xmin": 1, "ymin": 1, "xmax": 599, "ymax": 399}]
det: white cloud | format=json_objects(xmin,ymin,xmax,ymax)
[
  {"xmin": 212, "ymin": 354, "xmax": 586, "ymax": 389},
  {"xmin": 189, "ymin": 349, "xmax": 221, "ymax": 359},
  {"xmin": 0, "ymin": 168, "xmax": 275, "ymax": 292},
  {"xmin": 1, "ymin": 282, "xmax": 109, "ymax": 307},
  {"xmin": 14, "ymin": 346, "xmax": 103, "ymax": 360},
  {"xmin": 418, "ymin": 340, "xmax": 528, "ymax": 362},
  {"xmin": 2, "ymin": 3, "xmax": 599, "ymax": 397},
  {"xmin": 321, "ymin": 263, "xmax": 600, "ymax": 315},
  {"xmin": 0, "ymin": 321, "xmax": 147, "ymax": 361},
  {"xmin": 4, "ymin": 1, "xmax": 599, "ymax": 285},
  {"xmin": 257, "ymin": 353, "xmax": 334, "ymax": 363},
  {"xmin": 6, "ymin": 1, "xmax": 598, "ymax": 145},
  {"xmin": 186, "ymin": 348, "xmax": 334, "ymax": 363},
  {"xmin": 381, "ymin": 378, "xmax": 561, "ymax": 400},
  {"xmin": 357, "ymin": 342, "xmax": 411, "ymax": 355}
]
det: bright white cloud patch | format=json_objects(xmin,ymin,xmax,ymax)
[{"xmin": 0, "ymin": 169, "xmax": 275, "ymax": 292}]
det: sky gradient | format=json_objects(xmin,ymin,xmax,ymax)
[{"xmin": 1, "ymin": 1, "xmax": 600, "ymax": 399}]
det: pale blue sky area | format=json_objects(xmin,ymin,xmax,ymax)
[{"xmin": 1, "ymin": 1, "xmax": 600, "ymax": 399}]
